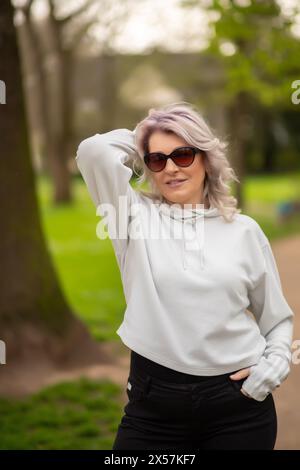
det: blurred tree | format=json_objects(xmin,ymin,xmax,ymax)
[
  {"xmin": 0, "ymin": 0, "xmax": 102, "ymax": 384},
  {"xmin": 17, "ymin": 1, "xmax": 51, "ymax": 183},
  {"xmin": 16, "ymin": 0, "xmax": 134, "ymax": 204},
  {"xmin": 45, "ymin": 0, "xmax": 97, "ymax": 203},
  {"xmin": 16, "ymin": 0, "xmax": 98, "ymax": 204},
  {"xmin": 181, "ymin": 0, "xmax": 300, "ymax": 208}
]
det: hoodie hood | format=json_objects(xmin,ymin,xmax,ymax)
[
  {"xmin": 158, "ymin": 201, "xmax": 220, "ymax": 220},
  {"xmin": 158, "ymin": 201, "xmax": 221, "ymax": 270}
]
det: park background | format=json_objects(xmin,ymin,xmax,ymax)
[{"xmin": 0, "ymin": 0, "xmax": 299, "ymax": 449}]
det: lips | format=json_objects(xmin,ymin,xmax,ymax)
[{"xmin": 166, "ymin": 179, "xmax": 187, "ymax": 187}]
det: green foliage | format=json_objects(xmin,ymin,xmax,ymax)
[{"xmin": 181, "ymin": 0, "xmax": 300, "ymax": 107}]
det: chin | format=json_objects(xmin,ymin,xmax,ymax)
[{"xmin": 164, "ymin": 196, "xmax": 186, "ymax": 205}]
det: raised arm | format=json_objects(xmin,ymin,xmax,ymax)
[{"xmin": 75, "ymin": 128, "xmax": 139, "ymax": 259}]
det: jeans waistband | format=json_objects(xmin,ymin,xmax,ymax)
[{"xmin": 130, "ymin": 350, "xmax": 237, "ymax": 385}]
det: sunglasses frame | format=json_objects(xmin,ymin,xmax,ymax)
[{"xmin": 144, "ymin": 146, "xmax": 203, "ymax": 172}]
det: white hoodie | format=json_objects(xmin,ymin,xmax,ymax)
[{"xmin": 75, "ymin": 127, "xmax": 294, "ymax": 402}]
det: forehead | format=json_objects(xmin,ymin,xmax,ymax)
[{"xmin": 148, "ymin": 131, "xmax": 188, "ymax": 154}]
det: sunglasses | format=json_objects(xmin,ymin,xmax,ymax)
[{"xmin": 144, "ymin": 146, "xmax": 202, "ymax": 172}]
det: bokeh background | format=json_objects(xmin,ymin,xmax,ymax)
[{"xmin": 0, "ymin": 0, "xmax": 299, "ymax": 450}]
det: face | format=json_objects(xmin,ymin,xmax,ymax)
[{"xmin": 147, "ymin": 130, "xmax": 207, "ymax": 209}]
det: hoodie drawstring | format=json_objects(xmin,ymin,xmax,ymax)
[
  {"xmin": 182, "ymin": 218, "xmax": 204, "ymax": 271},
  {"xmin": 182, "ymin": 225, "xmax": 187, "ymax": 270},
  {"xmin": 158, "ymin": 202, "xmax": 218, "ymax": 271}
]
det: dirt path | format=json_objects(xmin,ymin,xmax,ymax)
[
  {"xmin": 1, "ymin": 235, "xmax": 299, "ymax": 449},
  {"xmin": 268, "ymin": 234, "xmax": 300, "ymax": 450},
  {"xmin": 0, "ymin": 340, "xmax": 132, "ymax": 404}
]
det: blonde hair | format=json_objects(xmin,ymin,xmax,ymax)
[{"xmin": 132, "ymin": 101, "xmax": 241, "ymax": 222}]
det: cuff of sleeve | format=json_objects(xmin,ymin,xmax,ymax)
[{"xmin": 241, "ymin": 354, "xmax": 291, "ymax": 401}]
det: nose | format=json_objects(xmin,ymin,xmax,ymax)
[{"xmin": 164, "ymin": 157, "xmax": 179, "ymax": 172}]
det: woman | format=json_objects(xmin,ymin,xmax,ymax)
[{"xmin": 75, "ymin": 102, "xmax": 294, "ymax": 450}]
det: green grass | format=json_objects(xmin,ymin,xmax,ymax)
[
  {"xmin": 1, "ymin": 170, "xmax": 298, "ymax": 450},
  {"xmin": 245, "ymin": 172, "xmax": 300, "ymax": 204},
  {"xmin": 0, "ymin": 378, "xmax": 122, "ymax": 449},
  {"xmin": 244, "ymin": 172, "xmax": 300, "ymax": 240}
]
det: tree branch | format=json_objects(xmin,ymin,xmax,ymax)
[{"xmin": 59, "ymin": 0, "xmax": 96, "ymax": 25}]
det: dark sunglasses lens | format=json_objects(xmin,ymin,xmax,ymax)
[
  {"xmin": 145, "ymin": 148, "xmax": 196, "ymax": 172},
  {"xmin": 146, "ymin": 154, "xmax": 166, "ymax": 172},
  {"xmin": 172, "ymin": 148, "xmax": 195, "ymax": 166}
]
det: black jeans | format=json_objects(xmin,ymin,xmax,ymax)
[{"xmin": 112, "ymin": 350, "xmax": 277, "ymax": 450}]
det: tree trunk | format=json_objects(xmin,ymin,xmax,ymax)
[
  {"xmin": 261, "ymin": 109, "xmax": 276, "ymax": 173},
  {"xmin": 0, "ymin": 1, "xmax": 103, "ymax": 386},
  {"xmin": 227, "ymin": 91, "xmax": 250, "ymax": 210},
  {"xmin": 46, "ymin": 6, "xmax": 72, "ymax": 204},
  {"xmin": 17, "ymin": 8, "xmax": 53, "ymax": 175},
  {"xmin": 16, "ymin": 7, "xmax": 72, "ymax": 203},
  {"xmin": 100, "ymin": 52, "xmax": 118, "ymax": 131}
]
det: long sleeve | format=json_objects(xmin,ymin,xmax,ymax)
[
  {"xmin": 75, "ymin": 128, "xmax": 139, "ymax": 260},
  {"xmin": 241, "ymin": 241, "xmax": 294, "ymax": 401}
]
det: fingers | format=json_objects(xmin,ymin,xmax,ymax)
[{"xmin": 229, "ymin": 367, "xmax": 251, "ymax": 380}]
